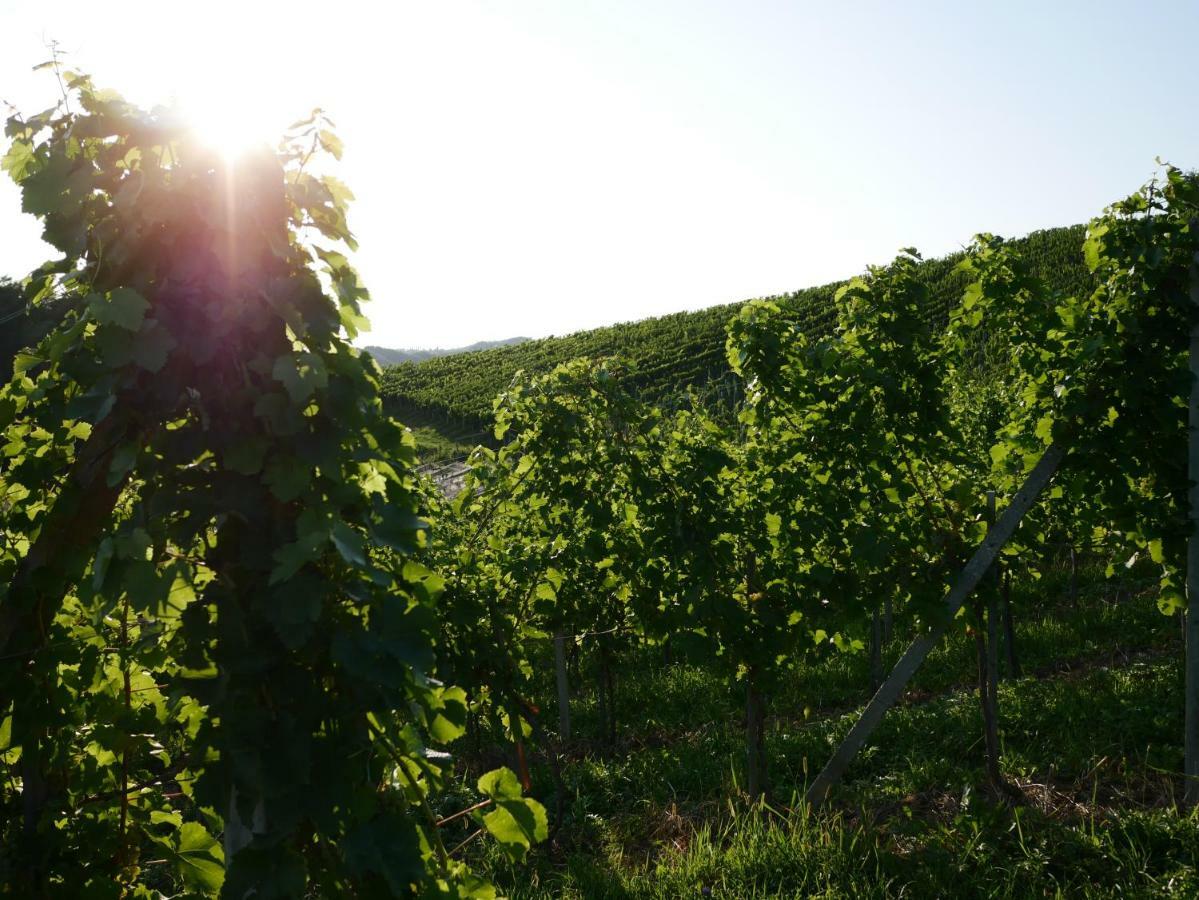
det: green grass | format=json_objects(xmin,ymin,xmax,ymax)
[
  {"xmin": 445, "ymin": 563, "xmax": 1197, "ymax": 898},
  {"xmin": 408, "ymin": 424, "xmax": 476, "ymax": 463}
]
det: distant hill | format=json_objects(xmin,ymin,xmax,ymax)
[
  {"xmin": 364, "ymin": 337, "xmax": 530, "ymax": 366},
  {"xmin": 380, "ymin": 224, "xmax": 1094, "ymax": 460}
]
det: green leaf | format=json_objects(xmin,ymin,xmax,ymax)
[
  {"xmin": 342, "ymin": 813, "xmax": 424, "ymax": 894},
  {"xmin": 1, "ymin": 140, "xmax": 35, "ymax": 180},
  {"xmin": 1034, "ymin": 415, "xmax": 1054, "ymax": 444},
  {"xmin": 222, "ymin": 846, "xmax": 304, "ymax": 900},
  {"xmin": 224, "ymin": 437, "xmax": 270, "ymax": 475},
  {"xmin": 261, "ymin": 576, "xmax": 323, "ymax": 648},
  {"xmin": 318, "ymin": 129, "xmax": 344, "ymax": 160},
  {"xmin": 13, "ymin": 352, "xmax": 43, "ymax": 376},
  {"xmin": 133, "ymin": 323, "xmax": 176, "ymax": 372},
  {"xmin": 480, "ymin": 798, "xmax": 548, "ymax": 860},
  {"xmin": 477, "ymin": 767, "xmax": 522, "ymax": 801},
  {"xmin": 330, "ymin": 521, "xmax": 367, "ymax": 568},
  {"xmin": 1084, "ymin": 223, "xmax": 1108, "ymax": 271},
  {"xmin": 427, "ymin": 686, "xmax": 468, "ymax": 743},
  {"xmin": 154, "ymin": 822, "xmax": 224, "ymax": 894},
  {"xmin": 161, "ymin": 571, "xmax": 197, "ymax": 620},
  {"xmin": 92, "ymin": 288, "xmax": 149, "ymax": 331},
  {"xmin": 339, "ymin": 304, "xmax": 370, "ymax": 338},
  {"xmin": 1158, "ymin": 589, "xmax": 1185, "ymax": 616},
  {"xmin": 95, "ymin": 326, "xmax": 134, "ymax": 369},
  {"xmin": 272, "ymin": 351, "xmax": 328, "ymax": 405},
  {"xmin": 264, "ymin": 455, "xmax": 311, "ymax": 502},
  {"xmin": 107, "ymin": 442, "xmax": 139, "ymax": 487},
  {"xmin": 123, "ymin": 560, "xmax": 169, "ymax": 613},
  {"xmin": 270, "ymin": 531, "xmax": 328, "ymax": 585}
]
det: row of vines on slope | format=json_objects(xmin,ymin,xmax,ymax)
[
  {"xmin": 378, "ymin": 225, "xmax": 1095, "ymax": 444},
  {"xmin": 424, "ymin": 168, "xmax": 1199, "ymax": 818}
]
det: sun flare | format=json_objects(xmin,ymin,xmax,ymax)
[{"xmin": 179, "ymin": 92, "xmax": 278, "ymax": 163}]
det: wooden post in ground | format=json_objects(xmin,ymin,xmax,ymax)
[
  {"xmin": 870, "ymin": 606, "xmax": 883, "ymax": 694},
  {"xmin": 804, "ymin": 443, "xmax": 1065, "ymax": 809},
  {"xmin": 554, "ymin": 630, "xmax": 571, "ymax": 741},
  {"xmin": 1069, "ymin": 544, "xmax": 1079, "ymax": 607},
  {"xmin": 986, "ymin": 492, "xmax": 1001, "ymax": 738},
  {"xmin": 745, "ymin": 673, "xmax": 766, "ymax": 799},
  {"xmin": 1185, "ymin": 256, "xmax": 1199, "ymax": 808},
  {"xmin": 1002, "ymin": 569, "xmax": 1021, "ymax": 678},
  {"xmin": 974, "ymin": 490, "xmax": 1004, "ymax": 789}
]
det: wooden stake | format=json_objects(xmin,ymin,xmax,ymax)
[
  {"xmin": 870, "ymin": 606, "xmax": 883, "ymax": 694},
  {"xmin": 986, "ymin": 492, "xmax": 1000, "ymax": 737},
  {"xmin": 745, "ymin": 672, "xmax": 766, "ymax": 799},
  {"xmin": 1069, "ymin": 544, "xmax": 1079, "ymax": 608},
  {"xmin": 554, "ymin": 630, "xmax": 571, "ymax": 741},
  {"xmin": 1002, "ymin": 569, "xmax": 1021, "ymax": 679},
  {"xmin": 1185, "ymin": 255, "xmax": 1199, "ymax": 808}
]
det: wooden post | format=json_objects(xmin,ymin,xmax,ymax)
[
  {"xmin": 971, "ymin": 498, "xmax": 1003, "ymax": 791},
  {"xmin": 869, "ymin": 606, "xmax": 883, "ymax": 694},
  {"xmin": 606, "ymin": 654, "xmax": 617, "ymax": 747},
  {"xmin": 1002, "ymin": 569, "xmax": 1021, "ymax": 678},
  {"xmin": 805, "ymin": 443, "xmax": 1065, "ymax": 809},
  {"xmin": 224, "ymin": 788, "xmax": 253, "ymax": 860},
  {"xmin": 223, "ymin": 787, "xmax": 265, "ymax": 878},
  {"xmin": 1185, "ymin": 256, "xmax": 1199, "ymax": 808},
  {"xmin": 972, "ymin": 608, "xmax": 1003, "ymax": 788},
  {"xmin": 554, "ymin": 630, "xmax": 571, "ymax": 741},
  {"xmin": 597, "ymin": 635, "xmax": 617, "ymax": 746},
  {"xmin": 986, "ymin": 492, "xmax": 1000, "ymax": 729},
  {"xmin": 745, "ymin": 673, "xmax": 766, "ymax": 799},
  {"xmin": 596, "ymin": 649, "xmax": 609, "ymax": 746},
  {"xmin": 1068, "ymin": 544, "xmax": 1079, "ymax": 608}
]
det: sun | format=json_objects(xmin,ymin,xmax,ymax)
[{"xmin": 178, "ymin": 90, "xmax": 279, "ymax": 164}]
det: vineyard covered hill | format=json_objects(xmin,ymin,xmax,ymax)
[{"xmin": 380, "ymin": 224, "xmax": 1091, "ymax": 455}]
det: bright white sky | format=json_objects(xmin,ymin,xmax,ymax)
[{"xmin": 1, "ymin": 1, "xmax": 1197, "ymax": 349}]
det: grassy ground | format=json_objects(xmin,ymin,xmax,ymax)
[
  {"xmin": 408, "ymin": 424, "xmax": 477, "ymax": 462},
  {"xmin": 446, "ymin": 564, "xmax": 1197, "ymax": 898}
]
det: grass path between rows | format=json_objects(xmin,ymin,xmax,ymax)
[{"xmin": 458, "ymin": 572, "xmax": 1198, "ymax": 897}]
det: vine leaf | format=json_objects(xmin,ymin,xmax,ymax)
[
  {"xmin": 475, "ymin": 767, "xmax": 548, "ymax": 860},
  {"xmin": 151, "ymin": 822, "xmax": 225, "ymax": 894},
  {"xmin": 91, "ymin": 288, "xmax": 148, "ymax": 331}
]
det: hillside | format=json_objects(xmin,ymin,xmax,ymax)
[
  {"xmin": 379, "ymin": 224, "xmax": 1093, "ymax": 457},
  {"xmin": 364, "ymin": 336, "xmax": 530, "ymax": 366}
]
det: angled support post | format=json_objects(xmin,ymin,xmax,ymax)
[{"xmin": 805, "ymin": 442, "xmax": 1066, "ymax": 809}]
